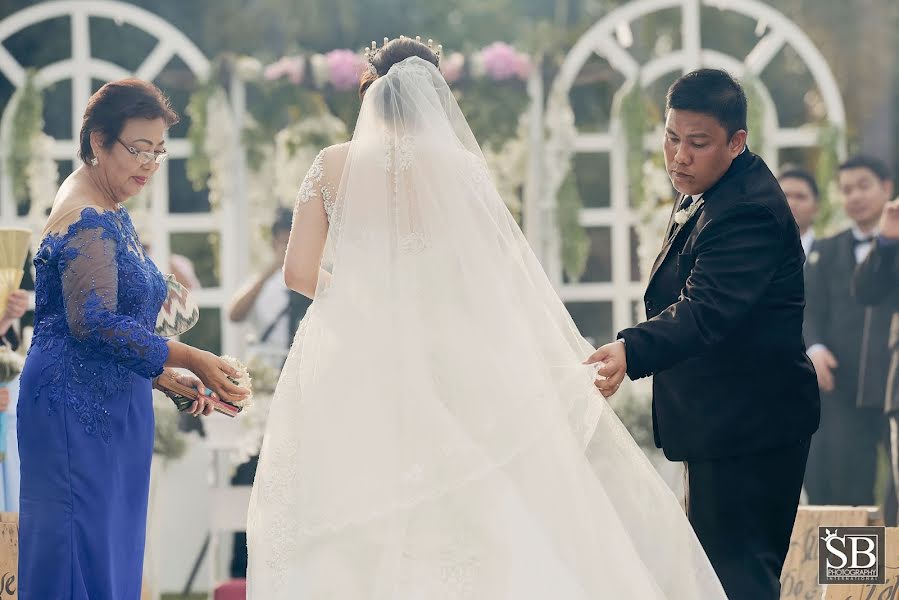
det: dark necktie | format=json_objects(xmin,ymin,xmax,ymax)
[{"xmin": 853, "ymin": 235, "xmax": 875, "ymax": 246}]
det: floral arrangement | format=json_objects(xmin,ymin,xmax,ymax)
[
  {"xmin": 253, "ymin": 42, "xmax": 532, "ymax": 88},
  {"xmin": 472, "ymin": 42, "xmax": 532, "ymax": 81},
  {"xmin": 7, "ymin": 70, "xmax": 42, "ymax": 207}
]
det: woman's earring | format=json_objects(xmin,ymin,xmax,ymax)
[{"xmin": 90, "ymin": 157, "xmax": 99, "ymax": 166}]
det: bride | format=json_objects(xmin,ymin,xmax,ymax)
[{"xmin": 246, "ymin": 37, "xmax": 727, "ymax": 599}]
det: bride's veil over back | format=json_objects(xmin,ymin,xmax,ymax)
[{"xmin": 247, "ymin": 56, "xmax": 726, "ymax": 599}]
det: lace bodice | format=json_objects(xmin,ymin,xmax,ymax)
[{"xmin": 28, "ymin": 207, "xmax": 169, "ymax": 441}]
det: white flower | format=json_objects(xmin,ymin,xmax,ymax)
[
  {"xmin": 673, "ymin": 197, "xmax": 703, "ymax": 226},
  {"xmin": 309, "ymin": 54, "xmax": 330, "ymax": 88},
  {"xmin": 220, "ymin": 354, "xmax": 253, "ymax": 407},
  {"xmin": 234, "ymin": 56, "xmax": 263, "ymax": 82},
  {"xmin": 202, "ymin": 89, "xmax": 240, "ymax": 210},
  {"xmin": 468, "ymin": 52, "xmax": 486, "ymax": 79},
  {"xmin": 26, "ymin": 132, "xmax": 59, "ymax": 247}
]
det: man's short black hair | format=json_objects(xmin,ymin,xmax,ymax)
[
  {"xmin": 779, "ymin": 167, "xmax": 819, "ymax": 200},
  {"xmin": 272, "ymin": 207, "xmax": 293, "ymax": 237},
  {"xmin": 666, "ymin": 68, "xmax": 747, "ymax": 138},
  {"xmin": 838, "ymin": 154, "xmax": 893, "ymax": 183}
]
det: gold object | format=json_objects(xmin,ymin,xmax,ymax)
[{"xmin": 0, "ymin": 228, "xmax": 31, "ymax": 316}]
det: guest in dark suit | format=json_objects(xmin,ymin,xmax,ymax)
[
  {"xmin": 586, "ymin": 69, "xmax": 820, "ymax": 600},
  {"xmin": 854, "ymin": 198, "xmax": 899, "ymax": 525},
  {"xmin": 779, "ymin": 167, "xmax": 819, "ymax": 260},
  {"xmin": 804, "ymin": 155, "xmax": 894, "ymax": 515}
]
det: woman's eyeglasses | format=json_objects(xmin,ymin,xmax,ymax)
[{"xmin": 117, "ymin": 138, "xmax": 168, "ymax": 165}]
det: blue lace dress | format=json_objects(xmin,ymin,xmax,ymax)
[{"xmin": 17, "ymin": 207, "xmax": 169, "ymax": 600}]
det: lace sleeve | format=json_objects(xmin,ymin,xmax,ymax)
[
  {"xmin": 59, "ymin": 223, "xmax": 169, "ymax": 378},
  {"xmin": 295, "ymin": 149, "xmax": 339, "ymax": 220},
  {"xmin": 284, "ymin": 146, "xmax": 346, "ymax": 297}
]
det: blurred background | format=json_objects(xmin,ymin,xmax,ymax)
[{"xmin": 0, "ymin": 0, "xmax": 896, "ymax": 598}]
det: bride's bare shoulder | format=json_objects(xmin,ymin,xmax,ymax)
[
  {"xmin": 319, "ymin": 142, "xmax": 351, "ymax": 175},
  {"xmin": 321, "ymin": 142, "xmax": 351, "ymax": 161}
]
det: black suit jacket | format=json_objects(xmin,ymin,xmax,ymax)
[
  {"xmin": 805, "ymin": 231, "xmax": 893, "ymax": 410},
  {"xmin": 618, "ymin": 150, "xmax": 820, "ymax": 461},
  {"xmin": 853, "ymin": 239, "xmax": 899, "ymax": 413}
]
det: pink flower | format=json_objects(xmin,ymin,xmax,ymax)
[
  {"xmin": 479, "ymin": 42, "xmax": 532, "ymax": 81},
  {"xmin": 440, "ymin": 52, "xmax": 465, "ymax": 84},
  {"xmin": 264, "ymin": 56, "xmax": 305, "ymax": 85},
  {"xmin": 326, "ymin": 49, "xmax": 366, "ymax": 91}
]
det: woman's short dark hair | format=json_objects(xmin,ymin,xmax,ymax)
[
  {"xmin": 79, "ymin": 78, "xmax": 179, "ymax": 165},
  {"xmin": 666, "ymin": 69, "xmax": 747, "ymax": 138},
  {"xmin": 359, "ymin": 37, "xmax": 439, "ymax": 100}
]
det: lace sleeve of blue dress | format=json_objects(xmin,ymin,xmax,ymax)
[{"xmin": 58, "ymin": 220, "xmax": 169, "ymax": 379}]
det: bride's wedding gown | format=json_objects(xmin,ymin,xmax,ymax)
[{"xmin": 246, "ymin": 57, "xmax": 727, "ymax": 599}]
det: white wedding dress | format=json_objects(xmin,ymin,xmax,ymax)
[{"xmin": 246, "ymin": 56, "xmax": 727, "ymax": 599}]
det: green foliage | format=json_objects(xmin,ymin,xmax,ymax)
[
  {"xmin": 743, "ymin": 74, "xmax": 766, "ymax": 154},
  {"xmin": 814, "ymin": 122, "xmax": 842, "ymax": 232},
  {"xmin": 7, "ymin": 70, "xmax": 42, "ymax": 204},
  {"xmin": 455, "ymin": 79, "xmax": 530, "ymax": 152},
  {"xmin": 557, "ymin": 172, "xmax": 590, "ymax": 283},
  {"xmin": 618, "ymin": 80, "xmax": 647, "ymax": 207},
  {"xmin": 185, "ymin": 77, "xmax": 218, "ymax": 192}
]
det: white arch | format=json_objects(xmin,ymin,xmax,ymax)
[{"xmin": 541, "ymin": 0, "xmax": 847, "ymax": 341}]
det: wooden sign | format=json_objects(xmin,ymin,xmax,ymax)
[
  {"xmin": 0, "ymin": 521, "xmax": 17, "ymax": 599},
  {"xmin": 823, "ymin": 527, "xmax": 899, "ymax": 599},
  {"xmin": 781, "ymin": 506, "xmax": 880, "ymax": 600}
]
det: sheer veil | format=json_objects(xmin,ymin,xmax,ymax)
[{"xmin": 247, "ymin": 56, "xmax": 726, "ymax": 599}]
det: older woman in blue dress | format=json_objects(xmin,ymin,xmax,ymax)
[{"xmin": 17, "ymin": 79, "xmax": 248, "ymax": 600}]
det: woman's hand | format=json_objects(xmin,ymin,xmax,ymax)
[
  {"xmin": 155, "ymin": 368, "xmax": 217, "ymax": 416},
  {"xmin": 0, "ymin": 290, "xmax": 27, "ymax": 336},
  {"xmin": 186, "ymin": 349, "xmax": 250, "ymax": 405}
]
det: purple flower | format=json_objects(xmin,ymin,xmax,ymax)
[
  {"xmin": 440, "ymin": 52, "xmax": 465, "ymax": 84},
  {"xmin": 264, "ymin": 56, "xmax": 305, "ymax": 85},
  {"xmin": 479, "ymin": 42, "xmax": 531, "ymax": 81},
  {"xmin": 326, "ymin": 49, "xmax": 366, "ymax": 91}
]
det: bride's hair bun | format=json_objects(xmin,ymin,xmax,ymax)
[{"xmin": 359, "ymin": 36, "xmax": 439, "ymax": 99}]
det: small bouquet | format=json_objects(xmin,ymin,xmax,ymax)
[
  {"xmin": 245, "ymin": 355, "xmax": 280, "ymax": 395},
  {"xmin": 156, "ymin": 356, "xmax": 253, "ymax": 418}
]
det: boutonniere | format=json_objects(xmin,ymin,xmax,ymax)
[{"xmin": 673, "ymin": 197, "xmax": 704, "ymax": 225}]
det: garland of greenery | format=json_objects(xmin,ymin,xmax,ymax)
[
  {"xmin": 185, "ymin": 76, "xmax": 220, "ymax": 192},
  {"xmin": 556, "ymin": 172, "xmax": 590, "ymax": 282},
  {"xmin": 743, "ymin": 74, "xmax": 766, "ymax": 155},
  {"xmin": 7, "ymin": 70, "xmax": 43, "ymax": 204},
  {"xmin": 619, "ymin": 79, "xmax": 647, "ymax": 208},
  {"xmin": 814, "ymin": 122, "xmax": 842, "ymax": 232}
]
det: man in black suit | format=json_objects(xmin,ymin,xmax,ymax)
[
  {"xmin": 779, "ymin": 167, "xmax": 819, "ymax": 261},
  {"xmin": 803, "ymin": 155, "xmax": 895, "ymax": 511},
  {"xmin": 586, "ymin": 69, "xmax": 820, "ymax": 600},
  {"xmin": 854, "ymin": 198, "xmax": 899, "ymax": 524}
]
